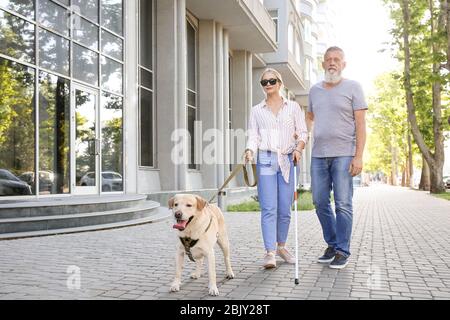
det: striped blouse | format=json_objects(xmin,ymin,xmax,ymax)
[{"xmin": 246, "ymin": 96, "xmax": 309, "ymax": 183}]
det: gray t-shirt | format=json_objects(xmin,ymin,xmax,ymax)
[{"xmin": 308, "ymin": 79, "xmax": 368, "ymax": 158}]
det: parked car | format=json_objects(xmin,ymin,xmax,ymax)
[
  {"xmin": 444, "ymin": 176, "xmax": 450, "ymax": 189},
  {"xmin": 80, "ymin": 171, "xmax": 123, "ymax": 192},
  {"xmin": 0, "ymin": 169, "xmax": 33, "ymax": 196},
  {"xmin": 18, "ymin": 171, "xmax": 54, "ymax": 192}
]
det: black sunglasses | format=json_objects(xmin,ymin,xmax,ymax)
[{"xmin": 260, "ymin": 78, "xmax": 279, "ymax": 87}]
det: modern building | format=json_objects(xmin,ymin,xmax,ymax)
[{"xmin": 0, "ymin": 0, "xmax": 335, "ymax": 237}]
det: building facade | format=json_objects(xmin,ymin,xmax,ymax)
[{"xmin": 0, "ymin": 0, "xmax": 334, "ymax": 202}]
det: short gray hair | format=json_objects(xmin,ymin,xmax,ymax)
[{"xmin": 324, "ymin": 46, "xmax": 345, "ymax": 59}]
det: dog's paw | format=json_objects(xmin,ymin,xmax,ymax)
[
  {"xmin": 190, "ymin": 272, "xmax": 201, "ymax": 279},
  {"xmin": 226, "ymin": 270, "xmax": 235, "ymax": 279},
  {"xmin": 208, "ymin": 285, "xmax": 220, "ymax": 296},
  {"xmin": 170, "ymin": 282, "xmax": 180, "ymax": 292}
]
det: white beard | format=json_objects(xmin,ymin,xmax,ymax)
[{"xmin": 324, "ymin": 70, "xmax": 342, "ymax": 84}]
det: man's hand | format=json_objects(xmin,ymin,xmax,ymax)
[
  {"xmin": 349, "ymin": 156, "xmax": 363, "ymax": 177},
  {"xmin": 244, "ymin": 150, "xmax": 254, "ymax": 163}
]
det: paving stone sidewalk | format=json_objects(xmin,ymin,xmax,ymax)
[{"xmin": 0, "ymin": 185, "xmax": 449, "ymax": 300}]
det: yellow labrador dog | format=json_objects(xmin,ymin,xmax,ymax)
[{"xmin": 169, "ymin": 194, "xmax": 234, "ymax": 296}]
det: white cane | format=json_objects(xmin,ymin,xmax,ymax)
[{"xmin": 294, "ymin": 162, "xmax": 299, "ymax": 285}]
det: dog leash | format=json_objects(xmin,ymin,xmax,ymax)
[{"xmin": 208, "ymin": 162, "xmax": 258, "ymax": 204}]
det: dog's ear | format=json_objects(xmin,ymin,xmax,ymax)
[
  {"xmin": 168, "ymin": 197, "xmax": 175, "ymax": 209},
  {"xmin": 195, "ymin": 196, "xmax": 207, "ymax": 211}
]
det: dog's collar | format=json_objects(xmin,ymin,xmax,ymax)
[{"xmin": 179, "ymin": 215, "xmax": 213, "ymax": 262}]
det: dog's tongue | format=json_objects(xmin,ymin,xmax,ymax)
[{"xmin": 173, "ymin": 220, "xmax": 189, "ymax": 231}]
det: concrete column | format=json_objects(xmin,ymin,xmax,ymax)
[
  {"xmin": 231, "ymin": 50, "xmax": 253, "ymax": 187},
  {"xmin": 124, "ymin": 0, "xmax": 138, "ymax": 194},
  {"xmin": 198, "ymin": 20, "xmax": 217, "ymax": 189},
  {"xmin": 253, "ymin": 67, "xmax": 266, "ymax": 106},
  {"xmin": 155, "ymin": 0, "xmax": 187, "ymax": 191},
  {"xmin": 223, "ymin": 31, "xmax": 231, "ymax": 177},
  {"xmin": 216, "ymin": 24, "xmax": 225, "ymax": 191}
]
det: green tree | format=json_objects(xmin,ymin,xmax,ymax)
[
  {"xmin": 384, "ymin": 0, "xmax": 450, "ymax": 193},
  {"xmin": 366, "ymin": 72, "xmax": 413, "ymax": 185},
  {"xmin": 0, "ymin": 58, "xmax": 35, "ymax": 176}
]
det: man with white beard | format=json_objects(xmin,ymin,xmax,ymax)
[{"xmin": 307, "ymin": 47, "xmax": 368, "ymax": 269}]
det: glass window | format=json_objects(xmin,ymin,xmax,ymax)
[
  {"xmin": 101, "ymin": 92, "xmax": 123, "ymax": 192},
  {"xmin": 38, "ymin": 71, "xmax": 70, "ymax": 195},
  {"xmin": 39, "ymin": 28, "xmax": 70, "ymax": 76},
  {"xmin": 73, "ymin": 43, "xmax": 99, "ymax": 85},
  {"xmin": 72, "ymin": 0, "xmax": 98, "ymax": 23},
  {"xmin": 140, "ymin": 69, "xmax": 152, "ymax": 90},
  {"xmin": 187, "ymin": 91, "xmax": 195, "ymax": 107},
  {"xmin": 38, "ymin": 0, "xmax": 69, "ymax": 36},
  {"xmin": 186, "ymin": 21, "xmax": 196, "ymax": 92},
  {"xmin": 101, "ymin": 0, "xmax": 122, "ymax": 36},
  {"xmin": 0, "ymin": 0, "xmax": 34, "ymax": 20},
  {"xmin": 73, "ymin": 15, "xmax": 99, "ymax": 50},
  {"xmin": 0, "ymin": 57, "xmax": 35, "ymax": 196},
  {"xmin": 304, "ymin": 19, "xmax": 311, "ymax": 43},
  {"xmin": 0, "ymin": 9, "xmax": 35, "ymax": 63},
  {"xmin": 295, "ymin": 36, "xmax": 301, "ymax": 65},
  {"xmin": 187, "ymin": 107, "xmax": 196, "ymax": 170},
  {"xmin": 138, "ymin": 0, "xmax": 154, "ymax": 168},
  {"xmin": 186, "ymin": 19, "xmax": 198, "ymax": 170},
  {"xmin": 101, "ymin": 29, "xmax": 122, "ymax": 60},
  {"xmin": 288, "ymin": 23, "xmax": 294, "ymax": 54},
  {"xmin": 101, "ymin": 56, "xmax": 122, "ymax": 94},
  {"xmin": 139, "ymin": 0, "xmax": 152, "ymax": 70},
  {"xmin": 140, "ymin": 88, "xmax": 153, "ymax": 167}
]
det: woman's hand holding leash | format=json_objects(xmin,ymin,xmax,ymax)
[{"xmin": 244, "ymin": 149, "xmax": 254, "ymax": 164}]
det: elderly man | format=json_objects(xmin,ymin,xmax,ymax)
[{"xmin": 307, "ymin": 47, "xmax": 368, "ymax": 269}]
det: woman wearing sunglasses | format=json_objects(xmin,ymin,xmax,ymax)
[{"xmin": 245, "ymin": 68, "xmax": 308, "ymax": 269}]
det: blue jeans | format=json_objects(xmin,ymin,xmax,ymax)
[
  {"xmin": 257, "ymin": 150, "xmax": 295, "ymax": 252},
  {"xmin": 311, "ymin": 157, "xmax": 354, "ymax": 257}
]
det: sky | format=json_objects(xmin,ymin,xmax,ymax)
[{"xmin": 330, "ymin": 0, "xmax": 401, "ymax": 96}]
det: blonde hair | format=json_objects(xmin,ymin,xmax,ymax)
[{"xmin": 260, "ymin": 68, "xmax": 284, "ymax": 85}]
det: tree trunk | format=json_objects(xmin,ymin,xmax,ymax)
[
  {"xmin": 430, "ymin": 0, "xmax": 447, "ymax": 193},
  {"xmin": 407, "ymin": 129, "xmax": 413, "ymax": 188},
  {"xmin": 391, "ymin": 143, "xmax": 398, "ymax": 186},
  {"xmin": 401, "ymin": 166, "xmax": 406, "ymax": 187},
  {"xmin": 405, "ymin": 158, "xmax": 410, "ymax": 187},
  {"xmin": 401, "ymin": 0, "xmax": 446, "ymax": 194},
  {"xmin": 419, "ymin": 156, "xmax": 431, "ymax": 191},
  {"xmin": 430, "ymin": 163, "xmax": 446, "ymax": 193}
]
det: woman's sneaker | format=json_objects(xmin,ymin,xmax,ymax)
[
  {"xmin": 317, "ymin": 247, "xmax": 336, "ymax": 264},
  {"xmin": 329, "ymin": 253, "xmax": 349, "ymax": 269},
  {"xmin": 263, "ymin": 252, "xmax": 276, "ymax": 269},
  {"xmin": 277, "ymin": 247, "xmax": 296, "ymax": 264}
]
